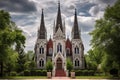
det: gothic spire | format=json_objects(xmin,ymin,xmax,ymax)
[
  {"xmin": 72, "ymin": 8, "xmax": 80, "ymax": 39},
  {"xmin": 55, "ymin": 0, "xmax": 63, "ymax": 32},
  {"xmin": 39, "ymin": 9, "xmax": 46, "ymax": 39}
]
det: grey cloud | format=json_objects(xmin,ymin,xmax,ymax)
[
  {"xmin": 0, "ymin": 0, "xmax": 37, "ymax": 13},
  {"xmin": 96, "ymin": 0, "xmax": 117, "ymax": 5},
  {"xmin": 68, "ymin": 5, "xmax": 75, "ymax": 9},
  {"xmin": 89, "ymin": 5, "xmax": 99, "ymax": 16}
]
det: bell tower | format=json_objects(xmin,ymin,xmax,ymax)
[
  {"xmin": 35, "ymin": 9, "xmax": 47, "ymax": 69},
  {"xmin": 71, "ymin": 9, "xmax": 85, "ymax": 69}
]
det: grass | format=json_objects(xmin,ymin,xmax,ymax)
[
  {"xmin": 0, "ymin": 76, "xmax": 47, "ymax": 79},
  {"xmin": 75, "ymin": 75, "xmax": 120, "ymax": 79},
  {"xmin": 0, "ymin": 76, "xmax": 120, "ymax": 79}
]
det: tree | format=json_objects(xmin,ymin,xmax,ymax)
[
  {"xmin": 90, "ymin": 0, "xmax": 120, "ymax": 73},
  {"xmin": 46, "ymin": 59, "xmax": 53, "ymax": 72},
  {"xmin": 66, "ymin": 58, "xmax": 73, "ymax": 77},
  {"xmin": 0, "ymin": 10, "xmax": 26, "ymax": 76},
  {"xmin": 24, "ymin": 51, "xmax": 36, "ymax": 70},
  {"xmin": 16, "ymin": 48, "xmax": 26, "ymax": 73},
  {"xmin": 86, "ymin": 48, "xmax": 104, "ymax": 70},
  {"xmin": 66, "ymin": 58, "xmax": 73, "ymax": 72},
  {"xmin": 4, "ymin": 48, "xmax": 18, "ymax": 76}
]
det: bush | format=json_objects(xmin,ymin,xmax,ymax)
[
  {"xmin": 66, "ymin": 58, "xmax": 73, "ymax": 72},
  {"xmin": 110, "ymin": 68, "xmax": 118, "ymax": 77},
  {"xmin": 46, "ymin": 60, "xmax": 53, "ymax": 71},
  {"xmin": 10, "ymin": 71, "xmax": 17, "ymax": 76},
  {"xmin": 24, "ymin": 70, "xmax": 30, "ymax": 76},
  {"xmin": 35, "ymin": 70, "xmax": 47, "ymax": 76},
  {"xmin": 82, "ymin": 70, "xmax": 88, "ymax": 76},
  {"xmin": 75, "ymin": 70, "xmax": 95, "ymax": 76},
  {"xmin": 18, "ymin": 71, "xmax": 24, "ymax": 76},
  {"xmin": 75, "ymin": 70, "xmax": 82, "ymax": 76},
  {"xmin": 88, "ymin": 70, "xmax": 94, "ymax": 76},
  {"xmin": 41, "ymin": 70, "xmax": 47, "ymax": 76},
  {"xmin": 36, "ymin": 70, "xmax": 41, "ymax": 76},
  {"xmin": 30, "ymin": 70, "xmax": 36, "ymax": 76}
]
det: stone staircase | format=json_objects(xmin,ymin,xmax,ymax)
[{"xmin": 55, "ymin": 69, "xmax": 66, "ymax": 77}]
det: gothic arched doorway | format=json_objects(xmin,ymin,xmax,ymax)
[{"xmin": 56, "ymin": 58, "xmax": 62, "ymax": 69}]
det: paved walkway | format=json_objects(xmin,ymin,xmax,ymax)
[{"xmin": 0, "ymin": 77, "xmax": 119, "ymax": 80}]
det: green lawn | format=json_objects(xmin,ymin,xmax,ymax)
[
  {"xmin": 0, "ymin": 76, "xmax": 120, "ymax": 79},
  {"xmin": 76, "ymin": 76, "xmax": 120, "ymax": 79},
  {"xmin": 0, "ymin": 76, "xmax": 47, "ymax": 79}
]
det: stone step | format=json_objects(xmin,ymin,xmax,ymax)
[{"xmin": 55, "ymin": 69, "xmax": 66, "ymax": 77}]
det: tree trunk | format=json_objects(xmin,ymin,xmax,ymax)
[{"xmin": 0, "ymin": 61, "xmax": 3, "ymax": 77}]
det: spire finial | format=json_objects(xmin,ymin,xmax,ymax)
[
  {"xmin": 75, "ymin": 8, "xmax": 77, "ymax": 15},
  {"xmin": 41, "ymin": 8, "xmax": 44, "ymax": 17},
  {"xmin": 58, "ymin": 0, "xmax": 60, "ymax": 5},
  {"xmin": 58, "ymin": 0, "xmax": 60, "ymax": 9}
]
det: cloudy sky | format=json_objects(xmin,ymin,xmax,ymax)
[{"xmin": 0, "ymin": 0, "xmax": 117, "ymax": 53}]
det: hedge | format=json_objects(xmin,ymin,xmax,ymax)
[
  {"xmin": 24, "ymin": 70, "xmax": 47, "ymax": 76},
  {"xmin": 10, "ymin": 71, "xmax": 17, "ymax": 76},
  {"xmin": 24, "ymin": 70, "xmax": 30, "ymax": 76},
  {"xmin": 75, "ymin": 70, "xmax": 95, "ymax": 76}
]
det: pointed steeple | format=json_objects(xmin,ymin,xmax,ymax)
[
  {"xmin": 55, "ymin": 0, "xmax": 63, "ymax": 32},
  {"xmin": 39, "ymin": 9, "xmax": 46, "ymax": 39},
  {"xmin": 72, "ymin": 8, "xmax": 80, "ymax": 39}
]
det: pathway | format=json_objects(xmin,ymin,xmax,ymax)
[{"xmin": 0, "ymin": 77, "xmax": 119, "ymax": 80}]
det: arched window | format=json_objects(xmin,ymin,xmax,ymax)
[
  {"xmin": 57, "ymin": 43, "xmax": 62, "ymax": 52},
  {"xmin": 75, "ymin": 59, "xmax": 79, "ymax": 67},
  {"xmin": 39, "ymin": 59, "xmax": 44, "ymax": 67},
  {"xmin": 66, "ymin": 48, "xmax": 70, "ymax": 54},
  {"xmin": 49, "ymin": 48, "xmax": 52, "ymax": 54},
  {"xmin": 39, "ymin": 46, "xmax": 44, "ymax": 54},
  {"xmin": 74, "ymin": 46, "xmax": 79, "ymax": 54}
]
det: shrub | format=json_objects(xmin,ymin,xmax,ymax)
[
  {"xmin": 88, "ymin": 70, "xmax": 94, "ymax": 76},
  {"xmin": 42, "ymin": 70, "xmax": 47, "ymax": 76},
  {"xmin": 30, "ymin": 70, "xmax": 36, "ymax": 76},
  {"xmin": 46, "ymin": 60, "xmax": 53, "ymax": 72},
  {"xmin": 82, "ymin": 70, "xmax": 88, "ymax": 76},
  {"xmin": 36, "ymin": 70, "xmax": 41, "ymax": 76},
  {"xmin": 75, "ymin": 70, "xmax": 82, "ymax": 76},
  {"xmin": 18, "ymin": 71, "xmax": 24, "ymax": 76},
  {"xmin": 66, "ymin": 58, "xmax": 73, "ymax": 72},
  {"xmin": 110, "ymin": 68, "xmax": 118, "ymax": 77},
  {"xmin": 35, "ymin": 70, "xmax": 47, "ymax": 76},
  {"xmin": 10, "ymin": 71, "xmax": 17, "ymax": 76},
  {"xmin": 75, "ymin": 70, "xmax": 78, "ymax": 76},
  {"xmin": 24, "ymin": 70, "xmax": 30, "ymax": 76},
  {"xmin": 75, "ymin": 69, "xmax": 95, "ymax": 76}
]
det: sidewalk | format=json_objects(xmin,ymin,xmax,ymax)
[{"xmin": 0, "ymin": 77, "xmax": 119, "ymax": 80}]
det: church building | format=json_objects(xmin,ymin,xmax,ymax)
[{"xmin": 34, "ymin": 1, "xmax": 85, "ymax": 76}]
